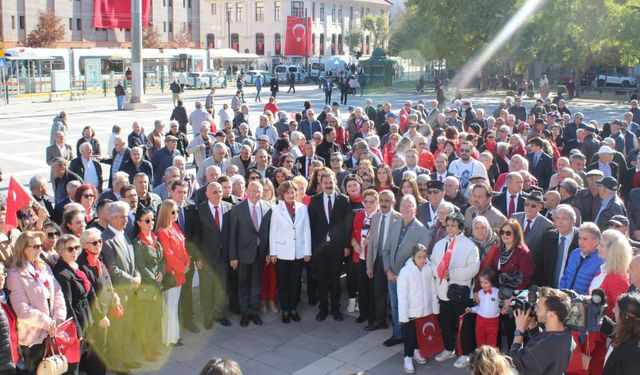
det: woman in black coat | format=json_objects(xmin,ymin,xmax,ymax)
[
  {"xmin": 77, "ymin": 228, "xmax": 113, "ymax": 375},
  {"xmin": 53, "ymin": 234, "xmax": 94, "ymax": 375},
  {"xmin": 170, "ymin": 100, "xmax": 189, "ymax": 134},
  {"xmin": 603, "ymin": 293, "xmax": 640, "ymax": 375}
]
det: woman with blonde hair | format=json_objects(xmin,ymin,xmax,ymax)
[
  {"xmin": 155, "ymin": 200, "xmax": 190, "ymax": 347},
  {"xmin": 6, "ymin": 231, "xmax": 66, "ymax": 373},
  {"xmin": 291, "ymin": 175, "xmax": 310, "ymax": 205},
  {"xmin": 469, "ymin": 346, "xmax": 517, "ymax": 375}
]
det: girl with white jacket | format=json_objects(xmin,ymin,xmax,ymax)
[
  {"xmin": 397, "ymin": 244, "xmax": 439, "ymax": 374},
  {"xmin": 268, "ymin": 181, "xmax": 311, "ymax": 324}
]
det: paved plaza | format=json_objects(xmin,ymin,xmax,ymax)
[{"xmin": 0, "ymin": 85, "xmax": 631, "ymax": 374}]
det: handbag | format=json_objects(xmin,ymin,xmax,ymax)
[
  {"xmin": 447, "ymin": 284, "xmax": 471, "ymax": 303},
  {"xmin": 161, "ymin": 272, "xmax": 177, "ymax": 291},
  {"xmin": 36, "ymin": 338, "xmax": 68, "ymax": 375},
  {"xmin": 108, "ymin": 290, "xmax": 124, "ymax": 320}
]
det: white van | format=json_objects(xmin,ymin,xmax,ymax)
[{"xmin": 274, "ymin": 65, "xmax": 308, "ymax": 83}]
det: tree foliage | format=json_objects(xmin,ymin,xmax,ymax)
[
  {"xmin": 26, "ymin": 10, "xmax": 65, "ymax": 48},
  {"xmin": 362, "ymin": 14, "xmax": 390, "ymax": 48},
  {"xmin": 143, "ymin": 25, "xmax": 162, "ymax": 48},
  {"xmin": 345, "ymin": 27, "xmax": 364, "ymax": 53},
  {"xmin": 171, "ymin": 26, "xmax": 192, "ymax": 48}
]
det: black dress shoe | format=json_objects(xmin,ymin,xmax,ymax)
[
  {"xmin": 383, "ymin": 336, "xmax": 403, "ymax": 347},
  {"xmin": 184, "ymin": 321, "xmax": 200, "ymax": 334},
  {"xmin": 355, "ymin": 316, "xmax": 369, "ymax": 323},
  {"xmin": 252, "ymin": 314, "xmax": 263, "ymax": 325},
  {"xmin": 365, "ymin": 322, "xmax": 388, "ymax": 331},
  {"xmin": 240, "ymin": 314, "xmax": 250, "ymax": 327},
  {"xmin": 332, "ymin": 310, "xmax": 344, "ymax": 321},
  {"xmin": 204, "ymin": 317, "xmax": 214, "ymax": 330},
  {"xmin": 290, "ymin": 311, "xmax": 301, "ymax": 322},
  {"xmin": 170, "ymin": 340, "xmax": 183, "ymax": 347},
  {"xmin": 316, "ymin": 310, "xmax": 328, "ymax": 321},
  {"xmin": 217, "ymin": 317, "xmax": 232, "ymax": 327},
  {"xmin": 282, "ymin": 312, "xmax": 290, "ymax": 324}
]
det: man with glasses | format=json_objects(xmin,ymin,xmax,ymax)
[
  {"xmin": 510, "ymin": 191, "xmax": 553, "ymax": 258},
  {"xmin": 417, "ymin": 180, "xmax": 445, "ymax": 228},
  {"xmin": 608, "ymin": 215, "xmax": 640, "ymax": 252},
  {"xmin": 448, "ymin": 141, "xmax": 486, "ymax": 193}
]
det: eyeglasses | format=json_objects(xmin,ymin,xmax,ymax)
[
  {"xmin": 46, "ymin": 231, "xmax": 61, "ymax": 239},
  {"xmin": 524, "ymin": 202, "xmax": 540, "ymax": 208},
  {"xmin": 500, "ymin": 229, "xmax": 513, "ymax": 236},
  {"xmin": 141, "ymin": 219, "xmax": 154, "ymax": 224},
  {"xmin": 88, "ymin": 239, "xmax": 103, "ymax": 246},
  {"xmin": 66, "ymin": 245, "xmax": 82, "ymax": 253},
  {"xmin": 330, "ymin": 158, "xmax": 341, "ymax": 162},
  {"xmin": 83, "ymin": 194, "xmax": 95, "ymax": 199},
  {"xmin": 427, "ymin": 190, "xmax": 441, "ymax": 195},
  {"xmin": 171, "ymin": 210, "xmax": 178, "ymax": 215},
  {"xmin": 28, "ymin": 244, "xmax": 43, "ymax": 250},
  {"xmin": 249, "ymin": 176, "xmax": 260, "ymax": 180},
  {"xmin": 460, "ymin": 149, "xmax": 471, "ymax": 153}
]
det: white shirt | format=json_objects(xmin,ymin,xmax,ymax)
[
  {"xmin": 81, "ymin": 157, "xmax": 99, "ymax": 187},
  {"xmin": 557, "ymin": 230, "xmax": 576, "ymax": 286},
  {"xmin": 471, "ymin": 287, "xmax": 501, "ymax": 318},
  {"xmin": 522, "ymin": 215, "xmax": 537, "ymax": 233},
  {"xmin": 448, "ymin": 158, "xmax": 487, "ymax": 191},
  {"xmin": 208, "ymin": 201, "xmax": 224, "ymax": 229},
  {"xmin": 108, "ymin": 224, "xmax": 126, "ymax": 239},
  {"xmin": 323, "ymin": 192, "xmax": 336, "ymax": 223},
  {"xmin": 506, "ymin": 192, "xmax": 521, "ymax": 214}
]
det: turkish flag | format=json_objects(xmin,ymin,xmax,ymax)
[
  {"xmin": 285, "ymin": 16, "xmax": 312, "ymax": 56},
  {"xmin": 415, "ymin": 315, "xmax": 445, "ymax": 358},
  {"xmin": 436, "ymin": 237, "xmax": 457, "ymax": 284},
  {"xmin": 93, "ymin": 0, "xmax": 150, "ymax": 29},
  {"xmin": 565, "ymin": 330, "xmax": 587, "ymax": 375},
  {"xmin": 50, "ymin": 318, "xmax": 81, "ymax": 364},
  {"xmin": 4, "ymin": 176, "xmax": 31, "ymax": 232}
]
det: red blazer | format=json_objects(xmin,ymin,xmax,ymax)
[
  {"xmin": 382, "ymin": 144, "xmax": 397, "ymax": 166},
  {"xmin": 488, "ymin": 244, "xmax": 535, "ymax": 290},
  {"xmin": 1, "ymin": 300, "xmax": 19, "ymax": 364},
  {"xmin": 157, "ymin": 223, "xmax": 190, "ymax": 286},
  {"xmin": 263, "ymin": 102, "xmax": 279, "ymax": 115},
  {"xmin": 418, "ymin": 150, "xmax": 435, "ymax": 171},
  {"xmin": 351, "ymin": 210, "xmax": 374, "ymax": 264},
  {"xmin": 598, "ymin": 273, "xmax": 630, "ymax": 318}
]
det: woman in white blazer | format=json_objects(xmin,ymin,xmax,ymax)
[
  {"xmin": 268, "ymin": 181, "xmax": 311, "ymax": 324},
  {"xmin": 397, "ymin": 244, "xmax": 439, "ymax": 373}
]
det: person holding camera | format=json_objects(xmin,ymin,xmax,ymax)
[
  {"xmin": 602, "ymin": 292, "xmax": 640, "ymax": 375},
  {"xmin": 510, "ymin": 287, "xmax": 573, "ymax": 375}
]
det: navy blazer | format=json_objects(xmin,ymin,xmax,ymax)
[{"xmin": 527, "ymin": 152, "xmax": 553, "ymax": 190}]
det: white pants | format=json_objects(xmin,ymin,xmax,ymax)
[{"xmin": 162, "ymin": 285, "xmax": 182, "ymax": 345}]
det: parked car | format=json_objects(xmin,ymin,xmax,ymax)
[
  {"xmin": 243, "ymin": 70, "xmax": 273, "ymax": 86},
  {"xmin": 591, "ymin": 74, "xmax": 637, "ymax": 88},
  {"xmin": 187, "ymin": 71, "xmax": 227, "ymax": 89},
  {"xmin": 274, "ymin": 64, "xmax": 309, "ymax": 83}
]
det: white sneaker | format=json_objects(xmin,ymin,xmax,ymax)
[
  {"xmin": 355, "ymin": 300, "xmax": 360, "ymax": 312},
  {"xmin": 454, "ymin": 355, "xmax": 470, "ymax": 368},
  {"xmin": 435, "ymin": 349, "xmax": 455, "ymax": 362},
  {"xmin": 413, "ymin": 349, "xmax": 427, "ymax": 365},
  {"xmin": 347, "ymin": 298, "xmax": 357, "ymax": 313},
  {"xmin": 403, "ymin": 356, "xmax": 415, "ymax": 374}
]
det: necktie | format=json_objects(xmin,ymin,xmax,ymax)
[
  {"xmin": 252, "ymin": 204, "xmax": 260, "ymax": 231},
  {"xmin": 534, "ymin": 153, "xmax": 540, "ymax": 167},
  {"xmin": 439, "ymin": 175, "xmax": 443, "ymax": 182},
  {"xmin": 524, "ymin": 219, "xmax": 532, "ymax": 236},
  {"xmin": 307, "ymin": 158, "xmax": 312, "ymax": 178},
  {"xmin": 554, "ymin": 236, "xmax": 567, "ymax": 286},
  {"xmin": 377, "ymin": 214, "xmax": 386, "ymax": 253},
  {"xmin": 178, "ymin": 207, "xmax": 185, "ymax": 233},
  {"xmin": 327, "ymin": 195, "xmax": 333, "ymax": 221},
  {"xmin": 508, "ymin": 195, "xmax": 516, "ymax": 217},
  {"xmin": 214, "ymin": 206, "xmax": 220, "ymax": 230}
]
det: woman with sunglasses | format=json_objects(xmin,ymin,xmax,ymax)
[
  {"xmin": 74, "ymin": 184, "xmax": 98, "ymax": 223},
  {"xmin": 485, "ymin": 219, "xmax": 535, "ymax": 348},
  {"xmin": 41, "ymin": 222, "xmax": 62, "ymax": 267},
  {"xmin": 6, "ymin": 231, "xmax": 66, "ymax": 373},
  {"xmin": 155, "ymin": 200, "xmax": 190, "ymax": 347},
  {"xmin": 53, "ymin": 234, "xmax": 92, "ymax": 374},
  {"xmin": 77, "ymin": 228, "xmax": 113, "ymax": 375},
  {"xmin": 131, "ymin": 207, "xmax": 165, "ymax": 360}
]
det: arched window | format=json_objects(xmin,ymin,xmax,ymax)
[
  {"xmin": 275, "ymin": 33, "xmax": 282, "ymax": 55},
  {"xmin": 256, "ymin": 33, "xmax": 265, "ymax": 55}
]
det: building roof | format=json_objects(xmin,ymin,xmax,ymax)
[{"xmin": 358, "ymin": 0, "xmax": 393, "ymax": 6}]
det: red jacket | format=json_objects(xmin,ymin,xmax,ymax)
[
  {"xmin": 1, "ymin": 300, "xmax": 19, "ymax": 366},
  {"xmin": 488, "ymin": 244, "xmax": 535, "ymax": 290},
  {"xmin": 351, "ymin": 210, "xmax": 375, "ymax": 263},
  {"xmin": 596, "ymin": 273, "xmax": 630, "ymax": 318},
  {"xmin": 157, "ymin": 224, "xmax": 190, "ymax": 286},
  {"xmin": 417, "ymin": 150, "xmax": 435, "ymax": 171}
]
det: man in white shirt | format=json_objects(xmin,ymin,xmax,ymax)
[
  {"xmin": 70, "ymin": 142, "xmax": 103, "ymax": 191},
  {"xmin": 448, "ymin": 141, "xmax": 487, "ymax": 192}
]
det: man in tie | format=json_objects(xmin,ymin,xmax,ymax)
[
  {"xmin": 510, "ymin": 191, "xmax": 553, "ymax": 258},
  {"xmin": 430, "ymin": 153, "xmax": 450, "ymax": 183},
  {"xmin": 307, "ymin": 169, "xmax": 353, "ymax": 322},
  {"xmin": 492, "ymin": 172, "xmax": 526, "ymax": 218},
  {"xmin": 296, "ymin": 140, "xmax": 325, "ymax": 180},
  {"xmin": 228, "ymin": 181, "xmax": 272, "ymax": 327},
  {"xmin": 527, "ymin": 137, "xmax": 553, "ymax": 190},
  {"xmin": 194, "ymin": 182, "xmax": 233, "ymax": 329},
  {"xmin": 101, "ymin": 201, "xmax": 142, "ymax": 370}
]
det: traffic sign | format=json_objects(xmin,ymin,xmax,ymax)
[{"xmin": 0, "ymin": 40, "xmax": 4, "ymax": 57}]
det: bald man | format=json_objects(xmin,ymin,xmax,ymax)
[{"xmin": 629, "ymin": 255, "xmax": 640, "ymax": 292}]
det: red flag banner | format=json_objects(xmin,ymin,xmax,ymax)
[
  {"xmin": 285, "ymin": 16, "xmax": 312, "ymax": 56},
  {"xmin": 415, "ymin": 315, "xmax": 445, "ymax": 358},
  {"xmin": 93, "ymin": 0, "xmax": 151, "ymax": 29},
  {"xmin": 4, "ymin": 176, "xmax": 31, "ymax": 232},
  {"xmin": 50, "ymin": 318, "xmax": 81, "ymax": 364}
]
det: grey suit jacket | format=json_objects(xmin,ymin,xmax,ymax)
[
  {"xmin": 101, "ymin": 226, "xmax": 140, "ymax": 288},
  {"xmin": 45, "ymin": 143, "xmax": 74, "ymax": 165},
  {"xmin": 366, "ymin": 209, "xmax": 401, "ymax": 270},
  {"xmin": 228, "ymin": 199, "xmax": 272, "ymax": 264},
  {"xmin": 383, "ymin": 218, "xmax": 431, "ymax": 274},
  {"xmin": 511, "ymin": 212, "xmax": 553, "ymax": 257}
]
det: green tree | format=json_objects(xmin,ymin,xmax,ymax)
[
  {"xmin": 361, "ymin": 14, "xmax": 390, "ymax": 49},
  {"xmin": 345, "ymin": 27, "xmax": 364, "ymax": 54}
]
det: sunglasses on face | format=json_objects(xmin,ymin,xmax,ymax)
[
  {"xmin": 66, "ymin": 245, "xmax": 81, "ymax": 253},
  {"xmin": 427, "ymin": 190, "xmax": 441, "ymax": 195},
  {"xmin": 88, "ymin": 239, "xmax": 103, "ymax": 246},
  {"xmin": 46, "ymin": 231, "xmax": 61, "ymax": 239},
  {"xmin": 249, "ymin": 176, "xmax": 260, "ymax": 180},
  {"xmin": 460, "ymin": 149, "xmax": 471, "ymax": 153},
  {"xmin": 29, "ymin": 244, "xmax": 43, "ymax": 250},
  {"xmin": 83, "ymin": 194, "xmax": 95, "ymax": 199},
  {"xmin": 500, "ymin": 229, "xmax": 513, "ymax": 236},
  {"xmin": 140, "ymin": 219, "xmax": 154, "ymax": 224}
]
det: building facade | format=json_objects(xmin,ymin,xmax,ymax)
[{"xmin": 0, "ymin": 0, "xmax": 391, "ymax": 57}]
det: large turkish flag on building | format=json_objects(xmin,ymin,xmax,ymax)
[
  {"xmin": 285, "ymin": 16, "xmax": 312, "ymax": 57},
  {"xmin": 93, "ymin": 0, "xmax": 151, "ymax": 29}
]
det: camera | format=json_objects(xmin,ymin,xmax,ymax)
[
  {"xmin": 510, "ymin": 285, "xmax": 539, "ymax": 317},
  {"xmin": 561, "ymin": 288, "xmax": 607, "ymax": 332}
]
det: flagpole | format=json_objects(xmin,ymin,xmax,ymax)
[{"xmin": 304, "ymin": 8, "xmax": 308, "ymax": 72}]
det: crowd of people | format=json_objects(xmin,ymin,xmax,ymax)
[{"xmin": 1, "ymin": 85, "xmax": 640, "ymax": 375}]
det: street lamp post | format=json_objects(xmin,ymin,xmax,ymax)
[
  {"xmin": 125, "ymin": 0, "xmax": 155, "ymax": 109},
  {"xmin": 305, "ymin": 8, "xmax": 308, "ymax": 71},
  {"xmin": 227, "ymin": 7, "xmax": 232, "ymax": 49}
]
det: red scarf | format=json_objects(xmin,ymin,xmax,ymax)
[
  {"xmin": 138, "ymin": 231, "xmax": 158, "ymax": 249},
  {"xmin": 350, "ymin": 196, "xmax": 363, "ymax": 204},
  {"xmin": 86, "ymin": 251, "xmax": 103, "ymax": 277},
  {"xmin": 74, "ymin": 268, "xmax": 91, "ymax": 293}
]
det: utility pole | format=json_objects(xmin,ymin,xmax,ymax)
[
  {"xmin": 304, "ymin": 8, "xmax": 308, "ymax": 71},
  {"xmin": 125, "ymin": 0, "xmax": 155, "ymax": 109},
  {"xmin": 227, "ymin": 7, "xmax": 232, "ymax": 49}
]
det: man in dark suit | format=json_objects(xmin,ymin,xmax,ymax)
[
  {"xmin": 417, "ymin": 180, "xmax": 445, "ymax": 228},
  {"xmin": 586, "ymin": 145, "xmax": 620, "ymax": 182},
  {"xmin": 511, "ymin": 191, "xmax": 553, "ymax": 258},
  {"xmin": 594, "ymin": 177, "xmax": 627, "ymax": 231},
  {"xmin": 228, "ymin": 181, "xmax": 272, "ymax": 327},
  {"xmin": 629, "ymin": 188, "xmax": 640, "ymax": 242},
  {"xmin": 307, "ymin": 169, "xmax": 353, "ymax": 322},
  {"xmin": 581, "ymin": 122, "xmax": 601, "ymax": 162},
  {"xmin": 574, "ymin": 169, "xmax": 604, "ymax": 223},
  {"xmin": 70, "ymin": 142, "xmax": 104, "ymax": 192},
  {"xmin": 533, "ymin": 204, "xmax": 580, "ymax": 288},
  {"xmin": 527, "ymin": 137, "xmax": 553, "ymax": 190},
  {"xmin": 45, "ymin": 131, "xmax": 74, "ymax": 176},
  {"xmin": 431, "ymin": 153, "xmax": 452, "ymax": 183},
  {"xmin": 51, "ymin": 180, "xmax": 82, "ymax": 225},
  {"xmin": 492, "ymin": 172, "xmax": 526, "ymax": 218},
  {"xmin": 194, "ymin": 182, "xmax": 233, "ymax": 329},
  {"xmin": 296, "ymin": 140, "xmax": 325, "ymax": 180},
  {"xmin": 103, "ymin": 136, "xmax": 131, "ymax": 188},
  {"xmin": 101, "ymin": 201, "xmax": 141, "ymax": 370},
  {"xmin": 392, "ymin": 149, "xmax": 429, "ymax": 186}
]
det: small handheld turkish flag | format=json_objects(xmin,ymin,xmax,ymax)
[
  {"xmin": 415, "ymin": 315, "xmax": 445, "ymax": 358},
  {"xmin": 4, "ymin": 176, "xmax": 32, "ymax": 232},
  {"xmin": 50, "ymin": 318, "xmax": 81, "ymax": 364}
]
